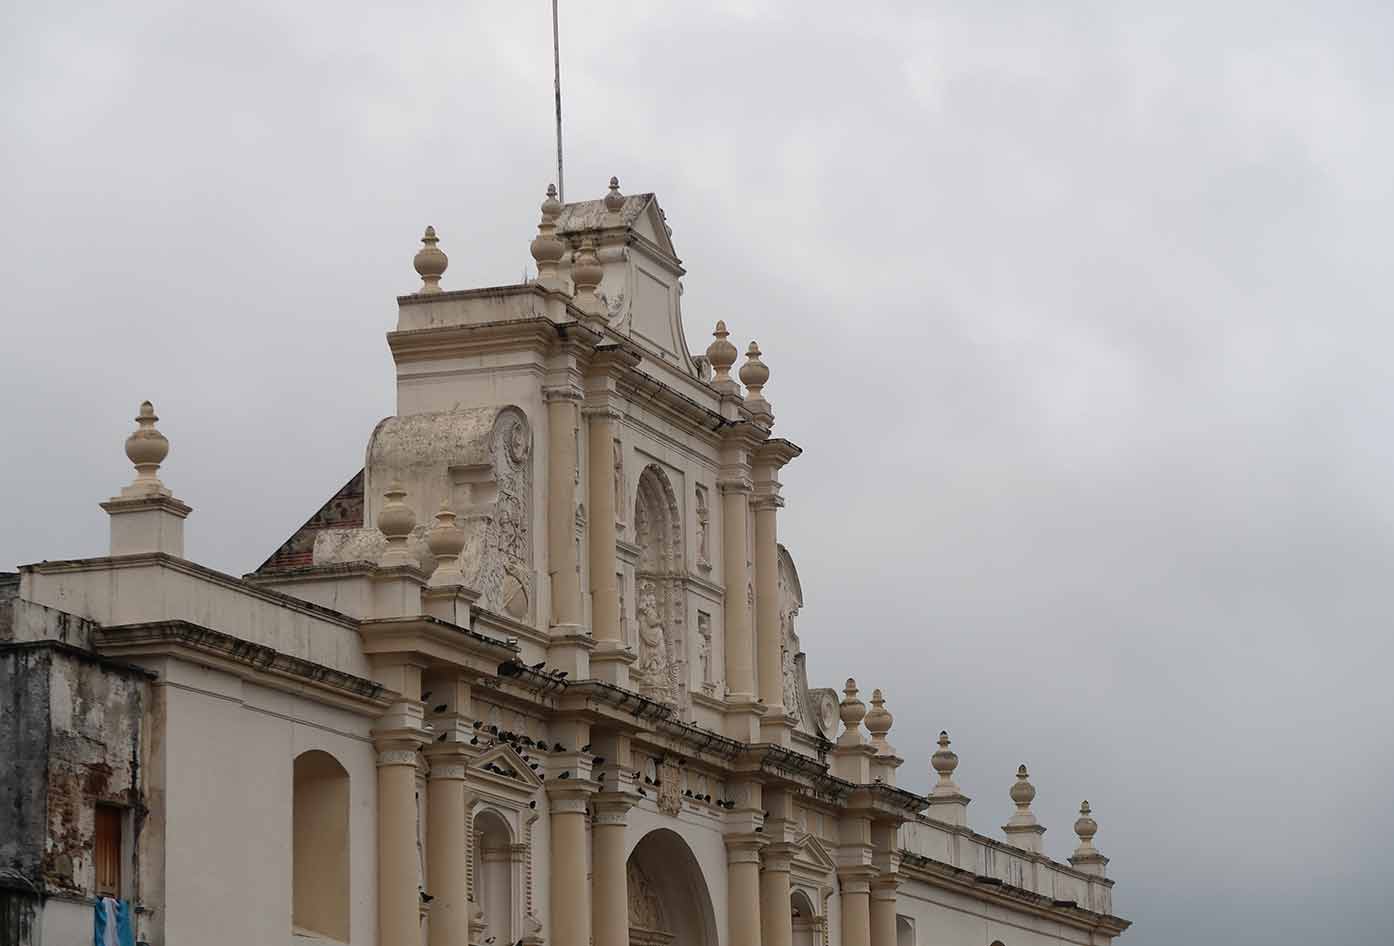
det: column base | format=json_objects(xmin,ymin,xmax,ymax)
[
  {"xmin": 590, "ymin": 640, "xmax": 636, "ymax": 688},
  {"xmin": 547, "ymin": 624, "xmax": 595, "ymax": 679},
  {"xmin": 758, "ymin": 710, "xmax": 797, "ymax": 747},
  {"xmin": 723, "ymin": 695, "xmax": 766, "ymax": 744}
]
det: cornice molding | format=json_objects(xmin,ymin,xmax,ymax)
[{"xmin": 94, "ymin": 619, "xmax": 393, "ymax": 715}]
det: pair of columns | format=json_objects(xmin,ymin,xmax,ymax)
[
  {"xmin": 547, "ymin": 786, "xmax": 631, "ymax": 946},
  {"xmin": 838, "ymin": 870, "xmax": 900, "ymax": 946},
  {"xmin": 377, "ymin": 735, "xmax": 476, "ymax": 946}
]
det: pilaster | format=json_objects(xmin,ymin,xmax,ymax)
[
  {"xmin": 725, "ymin": 832, "xmax": 767, "ymax": 946},
  {"xmin": 591, "ymin": 793, "xmax": 635, "ymax": 946},
  {"xmin": 547, "ymin": 779, "xmax": 599, "ymax": 946},
  {"xmin": 425, "ymin": 743, "xmax": 470, "ymax": 946}
]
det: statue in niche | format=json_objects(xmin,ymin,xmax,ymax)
[
  {"xmin": 781, "ymin": 607, "xmax": 802, "ymax": 723},
  {"xmin": 635, "ymin": 584, "xmax": 674, "ymax": 703},
  {"xmin": 698, "ymin": 611, "xmax": 714, "ymax": 695},
  {"xmin": 695, "ymin": 485, "xmax": 711, "ymax": 571}
]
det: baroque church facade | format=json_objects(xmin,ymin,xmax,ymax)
[{"xmin": 0, "ymin": 180, "xmax": 1130, "ymax": 946}]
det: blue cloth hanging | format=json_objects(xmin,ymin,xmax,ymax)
[{"xmin": 93, "ymin": 896, "xmax": 135, "ymax": 946}]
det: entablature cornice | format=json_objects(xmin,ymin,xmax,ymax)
[
  {"xmin": 895, "ymin": 852, "xmax": 1131, "ymax": 937},
  {"xmin": 387, "ymin": 317, "xmax": 562, "ymax": 364},
  {"xmin": 752, "ymin": 437, "xmax": 803, "ymax": 470},
  {"xmin": 359, "ymin": 614, "xmax": 518, "ymax": 673},
  {"xmin": 95, "ymin": 619, "xmax": 394, "ymax": 716}
]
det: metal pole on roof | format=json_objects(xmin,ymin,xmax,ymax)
[{"xmin": 552, "ymin": 0, "xmax": 565, "ymax": 203}]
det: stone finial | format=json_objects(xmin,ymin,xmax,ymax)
[
  {"xmin": 604, "ymin": 176, "xmax": 625, "ymax": 217},
  {"xmin": 414, "ymin": 226, "xmax": 448, "ymax": 293},
  {"xmin": 739, "ymin": 341, "xmax": 773, "ymax": 425},
  {"xmin": 530, "ymin": 185, "xmax": 566, "ymax": 291},
  {"xmin": 378, "ymin": 484, "xmax": 418, "ymax": 567},
  {"xmin": 865, "ymin": 688, "xmax": 896, "ymax": 757},
  {"xmin": 1002, "ymin": 763, "xmax": 1045, "ymax": 852},
  {"xmin": 837, "ymin": 678, "xmax": 866, "ymax": 746},
  {"xmin": 706, "ymin": 321, "xmax": 739, "ymax": 394},
  {"xmin": 570, "ymin": 237, "xmax": 605, "ymax": 321},
  {"xmin": 930, "ymin": 731, "xmax": 960, "ymax": 794},
  {"xmin": 121, "ymin": 401, "xmax": 171, "ymax": 498},
  {"xmin": 1069, "ymin": 800, "xmax": 1109, "ymax": 875},
  {"xmin": 425, "ymin": 501, "xmax": 466, "ymax": 587}
]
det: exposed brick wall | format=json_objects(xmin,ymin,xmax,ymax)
[{"xmin": 253, "ymin": 470, "xmax": 364, "ymax": 573}]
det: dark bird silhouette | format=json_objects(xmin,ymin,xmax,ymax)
[
  {"xmin": 470, "ymin": 737, "xmax": 479, "ymax": 745},
  {"xmin": 437, "ymin": 732, "xmax": 448, "ymax": 742},
  {"xmin": 473, "ymin": 720, "xmax": 483, "ymax": 729},
  {"xmin": 532, "ymin": 660, "xmax": 546, "ymax": 670},
  {"xmin": 433, "ymin": 703, "xmax": 448, "ymax": 714},
  {"xmin": 559, "ymin": 771, "xmax": 571, "ymax": 780},
  {"xmin": 580, "ymin": 743, "xmax": 592, "ymax": 752},
  {"xmin": 637, "ymin": 787, "xmax": 647, "ymax": 797},
  {"xmin": 420, "ymin": 891, "xmax": 435, "ymax": 904},
  {"xmin": 489, "ymin": 724, "xmax": 499, "ymax": 734},
  {"xmin": 420, "ymin": 691, "xmax": 432, "ymax": 702},
  {"xmin": 552, "ymin": 670, "xmax": 568, "ymax": 679},
  {"xmin": 529, "ymin": 800, "xmax": 537, "ymax": 809},
  {"xmin": 755, "ymin": 826, "xmax": 764, "ymax": 833},
  {"xmin": 684, "ymin": 789, "xmax": 693, "ymax": 797},
  {"xmin": 554, "ymin": 742, "xmax": 565, "ymax": 752},
  {"xmin": 591, "ymin": 757, "xmax": 605, "ymax": 767},
  {"xmin": 484, "ymin": 937, "xmax": 496, "ymax": 944}
]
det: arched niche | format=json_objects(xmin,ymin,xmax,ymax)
[
  {"xmin": 292, "ymin": 750, "xmax": 350, "ymax": 942},
  {"xmin": 626, "ymin": 828, "xmax": 718, "ymax": 946},
  {"xmin": 896, "ymin": 915, "xmax": 915, "ymax": 946},
  {"xmin": 474, "ymin": 809, "xmax": 514, "ymax": 946},
  {"xmin": 791, "ymin": 889, "xmax": 820, "ymax": 946},
  {"xmin": 633, "ymin": 464, "xmax": 685, "ymax": 705}
]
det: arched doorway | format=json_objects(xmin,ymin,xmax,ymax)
[{"xmin": 626, "ymin": 829, "xmax": 717, "ymax": 946}]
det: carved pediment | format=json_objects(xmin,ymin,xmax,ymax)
[
  {"xmin": 793, "ymin": 833, "xmax": 837, "ymax": 877},
  {"xmin": 470, "ymin": 743, "xmax": 544, "ymax": 796}
]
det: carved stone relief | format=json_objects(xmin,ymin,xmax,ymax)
[
  {"xmin": 697, "ymin": 611, "xmax": 715, "ymax": 696},
  {"xmin": 634, "ymin": 463, "xmax": 686, "ymax": 709},
  {"xmin": 695, "ymin": 484, "xmax": 711, "ymax": 572},
  {"xmin": 657, "ymin": 756, "xmax": 682, "ymax": 817}
]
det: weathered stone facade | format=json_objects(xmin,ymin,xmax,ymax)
[{"xmin": 1, "ymin": 183, "xmax": 1130, "ymax": 946}]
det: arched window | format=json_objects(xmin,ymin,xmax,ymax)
[
  {"xmin": 293, "ymin": 750, "xmax": 350, "ymax": 942},
  {"xmin": 791, "ymin": 890, "xmax": 818, "ymax": 946},
  {"xmin": 475, "ymin": 810, "xmax": 514, "ymax": 945}
]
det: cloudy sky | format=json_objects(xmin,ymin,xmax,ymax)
[{"xmin": 4, "ymin": 2, "xmax": 1392, "ymax": 943}]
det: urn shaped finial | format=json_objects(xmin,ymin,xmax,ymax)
[
  {"xmin": 604, "ymin": 176, "xmax": 625, "ymax": 216},
  {"xmin": 739, "ymin": 341, "xmax": 773, "ymax": 425},
  {"xmin": 530, "ymin": 185, "xmax": 566, "ymax": 291},
  {"xmin": 425, "ymin": 501, "xmax": 466, "ymax": 586},
  {"xmin": 414, "ymin": 226, "xmax": 448, "ymax": 293},
  {"xmin": 378, "ymin": 484, "xmax": 418, "ymax": 568},
  {"xmin": 122, "ymin": 400, "xmax": 172, "ymax": 497},
  {"xmin": 706, "ymin": 321, "xmax": 739, "ymax": 394}
]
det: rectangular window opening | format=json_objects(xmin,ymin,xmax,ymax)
[{"xmin": 94, "ymin": 803, "xmax": 124, "ymax": 897}]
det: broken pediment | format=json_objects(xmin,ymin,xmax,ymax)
[{"xmin": 557, "ymin": 191, "xmax": 697, "ymax": 379}]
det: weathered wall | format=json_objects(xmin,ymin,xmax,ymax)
[{"xmin": 0, "ymin": 647, "xmax": 51, "ymax": 888}]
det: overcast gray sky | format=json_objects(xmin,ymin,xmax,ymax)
[{"xmin": 4, "ymin": 2, "xmax": 1392, "ymax": 944}]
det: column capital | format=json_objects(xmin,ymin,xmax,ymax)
[
  {"xmin": 374, "ymin": 729, "xmax": 426, "ymax": 767},
  {"xmin": 543, "ymin": 383, "xmax": 584, "ymax": 403},
  {"xmin": 424, "ymin": 743, "xmax": 471, "ymax": 780},
  {"xmin": 591, "ymin": 791, "xmax": 636, "ymax": 827},
  {"xmin": 724, "ymin": 832, "xmax": 768, "ymax": 864},
  {"xmin": 760, "ymin": 843, "xmax": 797, "ymax": 873},
  {"xmin": 750, "ymin": 492, "xmax": 784, "ymax": 511},
  {"xmin": 836, "ymin": 866, "xmax": 877, "ymax": 895},
  {"xmin": 547, "ymin": 780, "xmax": 600, "ymax": 814},
  {"xmin": 718, "ymin": 474, "xmax": 753, "ymax": 495},
  {"xmin": 870, "ymin": 873, "xmax": 901, "ymax": 899},
  {"xmin": 581, "ymin": 403, "xmax": 625, "ymax": 421}
]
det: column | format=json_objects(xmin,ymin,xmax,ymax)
[
  {"xmin": 377, "ymin": 736, "xmax": 425, "ymax": 946},
  {"xmin": 548, "ymin": 785, "xmax": 593, "ymax": 946},
  {"xmin": 586, "ymin": 404, "xmax": 621, "ymax": 647},
  {"xmin": 425, "ymin": 746, "xmax": 469, "ymax": 946},
  {"xmin": 726, "ymin": 835, "xmax": 765, "ymax": 946},
  {"xmin": 591, "ymin": 795, "xmax": 633, "ymax": 946},
  {"xmin": 870, "ymin": 876, "xmax": 899, "ymax": 946},
  {"xmin": 720, "ymin": 472, "xmax": 753, "ymax": 699},
  {"xmin": 546, "ymin": 387, "xmax": 582, "ymax": 629},
  {"xmin": 753, "ymin": 488, "xmax": 782, "ymax": 712},
  {"xmin": 759, "ymin": 845, "xmax": 794, "ymax": 946},
  {"xmin": 838, "ymin": 869, "xmax": 873, "ymax": 946}
]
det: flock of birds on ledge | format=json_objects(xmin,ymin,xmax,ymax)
[{"xmin": 419, "ymin": 668, "xmax": 760, "ymax": 816}]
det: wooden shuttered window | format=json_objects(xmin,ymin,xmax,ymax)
[{"xmin": 94, "ymin": 804, "xmax": 123, "ymax": 897}]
